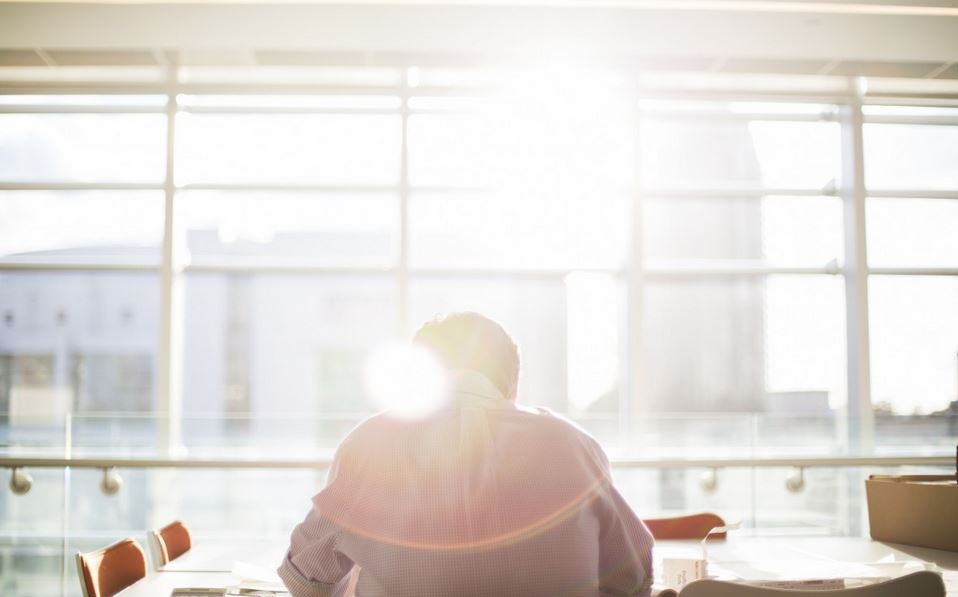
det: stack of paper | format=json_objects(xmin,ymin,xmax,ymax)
[{"xmin": 228, "ymin": 562, "xmax": 289, "ymax": 595}]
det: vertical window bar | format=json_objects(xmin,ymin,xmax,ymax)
[
  {"xmin": 399, "ymin": 70, "xmax": 412, "ymax": 335},
  {"xmin": 158, "ymin": 82, "xmax": 184, "ymax": 455},
  {"xmin": 839, "ymin": 79, "xmax": 875, "ymax": 455},
  {"xmin": 625, "ymin": 95, "xmax": 645, "ymax": 440}
]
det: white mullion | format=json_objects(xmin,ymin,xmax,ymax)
[
  {"xmin": 0, "ymin": 105, "xmax": 165, "ymax": 114},
  {"xmin": 176, "ymin": 183, "xmax": 396, "ymax": 193},
  {"xmin": 0, "ymin": 261, "xmax": 159, "ymax": 272},
  {"xmin": 839, "ymin": 79, "xmax": 875, "ymax": 454},
  {"xmin": 626, "ymin": 94, "xmax": 646, "ymax": 439},
  {"xmin": 869, "ymin": 267, "xmax": 958, "ymax": 276},
  {"xmin": 157, "ymin": 86, "xmax": 183, "ymax": 456},
  {"xmin": 863, "ymin": 115, "xmax": 958, "ymax": 126},
  {"xmin": 867, "ymin": 189, "xmax": 958, "ymax": 200},
  {"xmin": 0, "ymin": 182, "xmax": 164, "ymax": 191},
  {"xmin": 641, "ymin": 187, "xmax": 833, "ymax": 199},
  {"xmin": 643, "ymin": 263, "xmax": 839, "ymax": 277},
  {"xmin": 637, "ymin": 111, "xmax": 828, "ymax": 123},
  {"xmin": 398, "ymin": 72, "xmax": 411, "ymax": 336}
]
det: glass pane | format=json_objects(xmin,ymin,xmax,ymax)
[
  {"xmin": 407, "ymin": 113, "xmax": 488, "ymax": 187},
  {"xmin": 0, "ymin": 113, "xmax": 166, "ymax": 183},
  {"xmin": 864, "ymin": 124, "xmax": 958, "ymax": 190},
  {"xmin": 179, "ymin": 191, "xmax": 398, "ymax": 266},
  {"xmin": 870, "ymin": 276, "xmax": 958, "ymax": 415},
  {"xmin": 0, "ymin": 272, "xmax": 159, "ymax": 421},
  {"xmin": 641, "ymin": 276, "xmax": 846, "ymax": 413},
  {"xmin": 639, "ymin": 120, "xmax": 839, "ymax": 189},
  {"xmin": 408, "ymin": 93, "xmax": 633, "ymax": 189},
  {"xmin": 764, "ymin": 276, "xmax": 846, "ymax": 409},
  {"xmin": 0, "ymin": 191, "xmax": 163, "ymax": 260},
  {"xmin": 409, "ymin": 191, "xmax": 629, "ymax": 270},
  {"xmin": 409, "ymin": 276, "xmax": 625, "ymax": 441},
  {"xmin": 0, "ymin": 467, "xmax": 65, "ymax": 596},
  {"xmin": 643, "ymin": 195, "xmax": 842, "ymax": 264},
  {"xmin": 867, "ymin": 198, "xmax": 958, "ymax": 267},
  {"xmin": 175, "ymin": 113, "xmax": 401, "ymax": 185},
  {"xmin": 182, "ymin": 273, "xmax": 398, "ymax": 449}
]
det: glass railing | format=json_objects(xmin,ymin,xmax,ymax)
[{"xmin": 0, "ymin": 412, "xmax": 954, "ymax": 596}]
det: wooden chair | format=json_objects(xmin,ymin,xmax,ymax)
[
  {"xmin": 679, "ymin": 571, "xmax": 945, "ymax": 597},
  {"xmin": 75, "ymin": 537, "xmax": 148, "ymax": 597},
  {"xmin": 147, "ymin": 519, "xmax": 192, "ymax": 568},
  {"xmin": 644, "ymin": 513, "xmax": 727, "ymax": 540}
]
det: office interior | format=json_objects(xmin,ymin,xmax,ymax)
[{"xmin": 0, "ymin": 0, "xmax": 957, "ymax": 595}]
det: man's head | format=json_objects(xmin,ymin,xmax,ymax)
[{"xmin": 413, "ymin": 312, "xmax": 520, "ymax": 401}]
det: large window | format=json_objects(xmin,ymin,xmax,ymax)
[{"xmin": 0, "ymin": 72, "xmax": 956, "ymax": 457}]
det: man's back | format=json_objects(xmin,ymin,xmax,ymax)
[{"xmin": 280, "ymin": 372, "xmax": 654, "ymax": 597}]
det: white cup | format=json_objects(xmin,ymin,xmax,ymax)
[{"xmin": 662, "ymin": 558, "xmax": 708, "ymax": 590}]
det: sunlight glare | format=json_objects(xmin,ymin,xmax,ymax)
[{"xmin": 364, "ymin": 341, "xmax": 448, "ymax": 418}]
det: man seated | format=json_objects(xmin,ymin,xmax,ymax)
[{"xmin": 279, "ymin": 312, "xmax": 654, "ymax": 597}]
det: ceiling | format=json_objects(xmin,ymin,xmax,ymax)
[{"xmin": 0, "ymin": 1, "xmax": 956, "ymax": 80}]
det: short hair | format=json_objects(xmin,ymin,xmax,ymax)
[{"xmin": 413, "ymin": 312, "xmax": 520, "ymax": 398}]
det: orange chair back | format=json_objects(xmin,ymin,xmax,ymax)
[
  {"xmin": 75, "ymin": 538, "xmax": 147, "ymax": 597},
  {"xmin": 156, "ymin": 519, "xmax": 192, "ymax": 565},
  {"xmin": 644, "ymin": 512, "xmax": 727, "ymax": 540}
]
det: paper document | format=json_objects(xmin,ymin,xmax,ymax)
[
  {"xmin": 740, "ymin": 578, "xmax": 846, "ymax": 590},
  {"xmin": 229, "ymin": 561, "xmax": 288, "ymax": 595}
]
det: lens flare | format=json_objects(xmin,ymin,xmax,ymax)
[{"xmin": 364, "ymin": 342, "xmax": 448, "ymax": 418}]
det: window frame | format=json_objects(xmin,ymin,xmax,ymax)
[{"xmin": 1, "ymin": 70, "xmax": 957, "ymax": 455}]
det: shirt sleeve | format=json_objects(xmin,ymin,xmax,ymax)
[
  {"xmin": 278, "ymin": 445, "xmax": 356, "ymax": 597},
  {"xmin": 589, "ymin": 440, "xmax": 655, "ymax": 597}
]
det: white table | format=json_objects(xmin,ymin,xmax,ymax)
[
  {"xmin": 656, "ymin": 536, "xmax": 958, "ymax": 594},
  {"xmin": 119, "ymin": 571, "xmax": 239, "ymax": 597},
  {"xmin": 159, "ymin": 540, "xmax": 288, "ymax": 573},
  {"xmin": 121, "ymin": 536, "xmax": 958, "ymax": 596}
]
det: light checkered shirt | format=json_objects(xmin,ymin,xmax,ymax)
[{"xmin": 279, "ymin": 371, "xmax": 654, "ymax": 597}]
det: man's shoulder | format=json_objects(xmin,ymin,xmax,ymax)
[
  {"xmin": 513, "ymin": 405, "xmax": 607, "ymax": 454},
  {"xmin": 337, "ymin": 404, "xmax": 607, "ymax": 462}
]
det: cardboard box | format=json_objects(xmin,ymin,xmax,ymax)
[{"xmin": 866, "ymin": 475, "xmax": 958, "ymax": 552}]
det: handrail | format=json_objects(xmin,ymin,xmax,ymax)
[{"xmin": 0, "ymin": 454, "xmax": 950, "ymax": 470}]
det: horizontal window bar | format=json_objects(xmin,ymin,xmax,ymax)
[
  {"xmin": 184, "ymin": 261, "xmax": 396, "ymax": 275},
  {"xmin": 0, "ymin": 105, "xmax": 166, "ymax": 114},
  {"xmin": 0, "ymin": 182, "xmax": 164, "ymax": 191},
  {"xmin": 638, "ymin": 111, "xmax": 832, "ymax": 123},
  {"xmin": 869, "ymin": 267, "xmax": 958, "ymax": 276},
  {"xmin": 640, "ymin": 187, "xmax": 835, "ymax": 198},
  {"xmin": 867, "ymin": 189, "xmax": 958, "ymax": 200},
  {"xmin": 864, "ymin": 114, "xmax": 958, "ymax": 126},
  {"xmin": 178, "ymin": 184, "xmax": 496, "ymax": 194},
  {"xmin": 2, "ymin": 81, "xmax": 958, "ymax": 105},
  {"xmin": 175, "ymin": 183, "xmax": 399, "ymax": 193},
  {"xmin": 644, "ymin": 262, "xmax": 841, "ymax": 277},
  {"xmin": 0, "ymin": 183, "xmax": 846, "ymax": 197},
  {"xmin": 407, "ymin": 268, "xmax": 623, "ymax": 280},
  {"xmin": 0, "ymin": 259, "xmax": 160, "ymax": 272},
  {"xmin": 0, "ymin": 262, "xmax": 851, "ymax": 277},
  {"xmin": 0, "ymin": 454, "xmax": 950, "ymax": 471},
  {"xmin": 179, "ymin": 105, "xmax": 401, "ymax": 115}
]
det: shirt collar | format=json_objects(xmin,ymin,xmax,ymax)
[{"xmin": 447, "ymin": 370, "xmax": 515, "ymax": 411}]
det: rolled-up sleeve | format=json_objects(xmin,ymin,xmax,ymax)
[
  {"xmin": 279, "ymin": 446, "xmax": 356, "ymax": 597},
  {"xmin": 597, "ymin": 482, "xmax": 655, "ymax": 597},
  {"xmin": 585, "ymin": 439, "xmax": 654, "ymax": 597}
]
